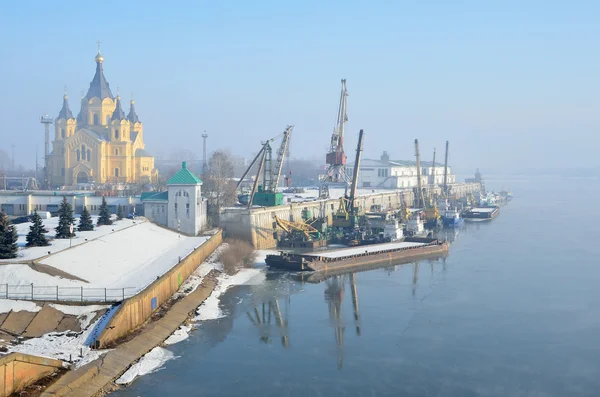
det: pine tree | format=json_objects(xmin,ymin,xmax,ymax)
[
  {"xmin": 78, "ymin": 206, "xmax": 94, "ymax": 231},
  {"xmin": 97, "ymin": 196, "xmax": 113, "ymax": 226},
  {"xmin": 116, "ymin": 204, "xmax": 123, "ymax": 220},
  {"xmin": 0, "ymin": 210, "xmax": 18, "ymax": 259},
  {"xmin": 55, "ymin": 197, "xmax": 76, "ymax": 239},
  {"xmin": 26, "ymin": 210, "xmax": 49, "ymax": 247}
]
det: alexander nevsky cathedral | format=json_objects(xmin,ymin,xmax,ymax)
[{"xmin": 49, "ymin": 47, "xmax": 157, "ymax": 187}]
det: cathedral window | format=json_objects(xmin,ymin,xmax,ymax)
[
  {"xmin": 115, "ymin": 168, "xmax": 119, "ymax": 177},
  {"xmin": 186, "ymin": 203, "xmax": 190, "ymax": 218},
  {"xmin": 115, "ymin": 148, "xmax": 119, "ymax": 156},
  {"xmin": 87, "ymin": 150, "xmax": 91, "ymax": 161},
  {"xmin": 93, "ymin": 114, "xmax": 99, "ymax": 125},
  {"xmin": 115, "ymin": 130, "xmax": 119, "ymax": 139},
  {"xmin": 81, "ymin": 145, "xmax": 86, "ymax": 160},
  {"xmin": 76, "ymin": 150, "xmax": 80, "ymax": 161},
  {"xmin": 61, "ymin": 129, "xmax": 65, "ymax": 139}
]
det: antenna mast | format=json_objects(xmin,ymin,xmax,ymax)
[
  {"xmin": 201, "ymin": 132, "xmax": 208, "ymax": 172},
  {"xmin": 40, "ymin": 114, "xmax": 53, "ymax": 189}
]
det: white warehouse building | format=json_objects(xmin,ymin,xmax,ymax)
[{"xmin": 347, "ymin": 151, "xmax": 456, "ymax": 189}]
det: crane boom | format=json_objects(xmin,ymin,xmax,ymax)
[
  {"xmin": 414, "ymin": 139, "xmax": 425, "ymax": 208},
  {"xmin": 332, "ymin": 80, "xmax": 348, "ymax": 154},
  {"xmin": 248, "ymin": 143, "xmax": 268, "ymax": 209},
  {"xmin": 347, "ymin": 129, "xmax": 364, "ymax": 215},
  {"xmin": 272, "ymin": 126, "xmax": 293, "ymax": 190},
  {"xmin": 443, "ymin": 140, "xmax": 449, "ymax": 196},
  {"xmin": 323, "ymin": 79, "xmax": 351, "ymax": 184},
  {"xmin": 236, "ymin": 145, "xmax": 267, "ymax": 189},
  {"xmin": 431, "ymin": 148, "xmax": 436, "ymax": 188}
]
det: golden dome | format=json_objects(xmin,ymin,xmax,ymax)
[{"xmin": 95, "ymin": 51, "xmax": 104, "ymax": 63}]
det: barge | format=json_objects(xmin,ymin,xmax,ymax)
[
  {"xmin": 265, "ymin": 238, "xmax": 449, "ymax": 272},
  {"xmin": 463, "ymin": 206, "xmax": 499, "ymax": 221}
]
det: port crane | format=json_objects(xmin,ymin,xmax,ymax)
[
  {"xmin": 430, "ymin": 148, "xmax": 436, "ymax": 193},
  {"xmin": 443, "ymin": 140, "xmax": 449, "ymax": 197},
  {"xmin": 415, "ymin": 139, "xmax": 440, "ymax": 227},
  {"xmin": 236, "ymin": 126, "xmax": 293, "ymax": 208},
  {"xmin": 333, "ymin": 129, "xmax": 364, "ymax": 228},
  {"xmin": 320, "ymin": 79, "xmax": 350, "ymax": 198},
  {"xmin": 414, "ymin": 139, "xmax": 425, "ymax": 208}
]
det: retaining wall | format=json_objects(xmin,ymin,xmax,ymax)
[
  {"xmin": 0, "ymin": 353, "xmax": 63, "ymax": 397},
  {"xmin": 221, "ymin": 183, "xmax": 481, "ymax": 249},
  {"xmin": 96, "ymin": 230, "xmax": 223, "ymax": 347}
]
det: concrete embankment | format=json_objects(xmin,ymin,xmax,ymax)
[
  {"xmin": 41, "ymin": 270, "xmax": 219, "ymax": 397},
  {"xmin": 0, "ymin": 353, "xmax": 63, "ymax": 396},
  {"xmin": 95, "ymin": 230, "xmax": 223, "ymax": 348},
  {"xmin": 221, "ymin": 182, "xmax": 481, "ymax": 249}
]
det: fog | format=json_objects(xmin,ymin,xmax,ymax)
[{"xmin": 0, "ymin": 1, "xmax": 598, "ymax": 173}]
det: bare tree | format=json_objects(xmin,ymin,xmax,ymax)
[{"xmin": 203, "ymin": 151, "xmax": 236, "ymax": 224}]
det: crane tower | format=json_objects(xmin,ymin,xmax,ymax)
[
  {"xmin": 40, "ymin": 114, "xmax": 53, "ymax": 189},
  {"xmin": 323, "ymin": 79, "xmax": 350, "ymax": 185}
]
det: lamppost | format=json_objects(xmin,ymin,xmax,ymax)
[{"xmin": 69, "ymin": 223, "xmax": 74, "ymax": 248}]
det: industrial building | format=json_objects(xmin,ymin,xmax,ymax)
[{"xmin": 347, "ymin": 151, "xmax": 456, "ymax": 189}]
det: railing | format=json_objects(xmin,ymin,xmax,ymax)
[{"xmin": 0, "ymin": 284, "xmax": 138, "ymax": 303}]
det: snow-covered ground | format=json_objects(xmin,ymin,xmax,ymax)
[
  {"xmin": 116, "ymin": 347, "xmax": 177, "ymax": 385},
  {"xmin": 1, "ymin": 215, "xmax": 133, "ymax": 263},
  {"xmin": 6, "ymin": 302, "xmax": 110, "ymax": 363},
  {"xmin": 0, "ymin": 220, "xmax": 210, "ymax": 299},
  {"xmin": 38, "ymin": 222, "xmax": 209, "ymax": 289}
]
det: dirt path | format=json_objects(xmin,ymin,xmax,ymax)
[{"xmin": 28, "ymin": 262, "xmax": 89, "ymax": 283}]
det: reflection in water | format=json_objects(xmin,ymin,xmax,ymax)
[
  {"xmin": 412, "ymin": 262, "xmax": 419, "ymax": 297},
  {"xmin": 324, "ymin": 276, "xmax": 346, "ymax": 369},
  {"xmin": 246, "ymin": 298, "xmax": 290, "ymax": 348},
  {"xmin": 349, "ymin": 273, "xmax": 360, "ymax": 336},
  {"xmin": 246, "ymin": 255, "xmax": 449, "ymax": 370}
]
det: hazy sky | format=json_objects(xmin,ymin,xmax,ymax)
[{"xmin": 1, "ymin": 0, "xmax": 598, "ymax": 173}]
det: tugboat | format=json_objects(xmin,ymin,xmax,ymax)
[
  {"xmin": 405, "ymin": 215, "xmax": 427, "ymax": 237},
  {"xmin": 442, "ymin": 208, "xmax": 464, "ymax": 228},
  {"xmin": 437, "ymin": 198, "xmax": 464, "ymax": 228}
]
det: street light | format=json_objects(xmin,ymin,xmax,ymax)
[{"xmin": 69, "ymin": 223, "xmax": 74, "ymax": 248}]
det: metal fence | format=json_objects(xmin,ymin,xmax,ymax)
[{"xmin": 0, "ymin": 284, "xmax": 139, "ymax": 303}]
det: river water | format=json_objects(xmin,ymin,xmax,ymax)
[{"xmin": 113, "ymin": 174, "xmax": 600, "ymax": 397}]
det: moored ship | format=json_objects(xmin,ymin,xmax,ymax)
[
  {"xmin": 462, "ymin": 206, "xmax": 499, "ymax": 221},
  {"xmin": 265, "ymin": 238, "xmax": 448, "ymax": 272}
]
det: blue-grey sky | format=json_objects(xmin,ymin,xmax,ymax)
[{"xmin": 0, "ymin": 0, "xmax": 598, "ymax": 172}]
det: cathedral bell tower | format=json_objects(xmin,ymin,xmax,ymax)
[{"xmin": 77, "ymin": 44, "xmax": 115, "ymax": 127}]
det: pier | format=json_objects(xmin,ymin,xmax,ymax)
[{"xmin": 221, "ymin": 182, "xmax": 481, "ymax": 249}]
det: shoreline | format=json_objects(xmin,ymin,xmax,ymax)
[{"xmin": 40, "ymin": 270, "xmax": 221, "ymax": 397}]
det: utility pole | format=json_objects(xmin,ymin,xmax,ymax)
[
  {"xmin": 40, "ymin": 114, "xmax": 53, "ymax": 189},
  {"xmin": 201, "ymin": 132, "xmax": 208, "ymax": 172}
]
